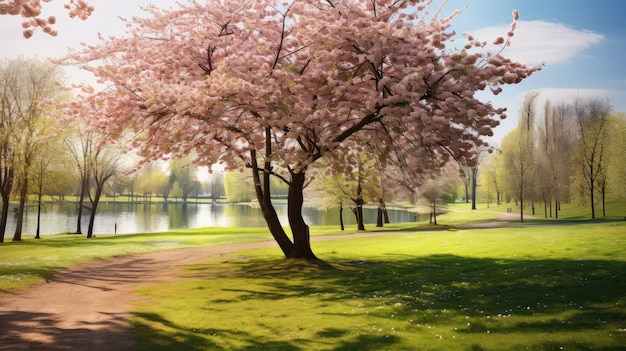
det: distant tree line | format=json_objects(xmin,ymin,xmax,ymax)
[{"xmin": 479, "ymin": 92, "xmax": 625, "ymax": 221}]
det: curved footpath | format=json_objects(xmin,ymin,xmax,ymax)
[{"xmin": 0, "ymin": 231, "xmax": 412, "ymax": 351}]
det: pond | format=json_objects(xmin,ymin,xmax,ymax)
[{"xmin": 2, "ymin": 202, "xmax": 419, "ymax": 238}]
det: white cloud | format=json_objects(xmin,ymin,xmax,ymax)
[
  {"xmin": 471, "ymin": 20, "xmax": 604, "ymax": 66},
  {"xmin": 534, "ymin": 87, "xmax": 614, "ymax": 106}
]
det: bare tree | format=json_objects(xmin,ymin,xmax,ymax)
[
  {"xmin": 64, "ymin": 120, "xmax": 94, "ymax": 234},
  {"xmin": 572, "ymin": 97, "xmax": 612, "ymax": 218},
  {"xmin": 417, "ymin": 167, "xmax": 459, "ymax": 225},
  {"xmin": 86, "ymin": 141, "xmax": 124, "ymax": 238},
  {"xmin": 537, "ymin": 101, "xmax": 574, "ymax": 218}
]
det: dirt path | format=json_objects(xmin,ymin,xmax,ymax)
[
  {"xmin": 0, "ymin": 240, "xmax": 278, "ymax": 351},
  {"xmin": 0, "ymin": 232, "xmax": 412, "ymax": 351}
]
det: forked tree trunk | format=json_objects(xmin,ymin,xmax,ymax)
[{"xmin": 249, "ymin": 147, "xmax": 316, "ymax": 259}]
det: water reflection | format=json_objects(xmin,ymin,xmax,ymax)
[{"xmin": 2, "ymin": 202, "xmax": 418, "ymax": 237}]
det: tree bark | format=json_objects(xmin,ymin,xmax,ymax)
[
  {"xmin": 35, "ymin": 179, "xmax": 42, "ymax": 239},
  {"xmin": 0, "ymin": 167, "xmax": 13, "ymax": 243},
  {"xmin": 471, "ymin": 167, "xmax": 478, "ymax": 210},
  {"xmin": 250, "ymin": 146, "xmax": 294, "ymax": 258},
  {"xmin": 287, "ymin": 171, "xmax": 317, "ymax": 259},
  {"xmin": 75, "ymin": 178, "xmax": 88, "ymax": 234},
  {"xmin": 0, "ymin": 194, "xmax": 8, "ymax": 243},
  {"xmin": 86, "ymin": 184, "xmax": 102, "ymax": 238},
  {"xmin": 376, "ymin": 199, "xmax": 383, "ymax": 227},
  {"xmin": 12, "ymin": 178, "xmax": 28, "ymax": 241},
  {"xmin": 339, "ymin": 200, "xmax": 344, "ymax": 231}
]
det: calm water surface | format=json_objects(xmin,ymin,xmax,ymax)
[{"xmin": 2, "ymin": 202, "xmax": 418, "ymax": 237}]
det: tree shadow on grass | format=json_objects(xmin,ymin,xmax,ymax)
[
  {"xmin": 0, "ymin": 310, "xmax": 133, "ymax": 351},
  {"xmin": 132, "ymin": 311, "xmax": 304, "ymax": 351},
  {"xmin": 166, "ymin": 254, "xmax": 626, "ymax": 350}
]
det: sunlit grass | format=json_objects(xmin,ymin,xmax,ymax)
[
  {"xmin": 0, "ymin": 228, "xmax": 273, "ymax": 291},
  {"xmin": 131, "ymin": 221, "xmax": 626, "ymax": 351},
  {"xmin": 2, "ymin": 201, "xmax": 626, "ymax": 349}
]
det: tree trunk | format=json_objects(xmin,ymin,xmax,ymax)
[
  {"xmin": 87, "ymin": 181, "xmax": 104, "ymax": 238},
  {"xmin": 376, "ymin": 199, "xmax": 383, "ymax": 227},
  {"xmin": 339, "ymin": 200, "xmax": 344, "ymax": 231},
  {"xmin": 589, "ymin": 178, "xmax": 595, "ymax": 219},
  {"xmin": 76, "ymin": 179, "xmax": 88, "ymax": 234},
  {"xmin": 12, "ymin": 179, "xmax": 28, "ymax": 241},
  {"xmin": 0, "ymin": 167, "xmax": 13, "ymax": 243},
  {"xmin": 355, "ymin": 182, "xmax": 365, "ymax": 230},
  {"xmin": 35, "ymin": 181, "xmax": 42, "ymax": 239},
  {"xmin": 0, "ymin": 194, "xmax": 9, "ymax": 243},
  {"xmin": 383, "ymin": 202, "xmax": 389, "ymax": 224},
  {"xmin": 464, "ymin": 181, "xmax": 469, "ymax": 203},
  {"xmin": 471, "ymin": 167, "xmax": 478, "ymax": 210},
  {"xmin": 286, "ymin": 172, "xmax": 317, "ymax": 259},
  {"xmin": 250, "ymin": 149, "xmax": 294, "ymax": 258},
  {"xmin": 355, "ymin": 198, "xmax": 365, "ymax": 230}
]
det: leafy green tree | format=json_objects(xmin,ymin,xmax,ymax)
[
  {"xmin": 416, "ymin": 165, "xmax": 459, "ymax": 225},
  {"xmin": 606, "ymin": 114, "xmax": 626, "ymax": 201},
  {"xmin": 223, "ymin": 171, "xmax": 255, "ymax": 203},
  {"xmin": 136, "ymin": 161, "xmax": 168, "ymax": 202},
  {"xmin": 168, "ymin": 159, "xmax": 199, "ymax": 202},
  {"xmin": 0, "ymin": 57, "xmax": 65, "ymax": 241},
  {"xmin": 168, "ymin": 181, "xmax": 183, "ymax": 202},
  {"xmin": 501, "ymin": 92, "xmax": 539, "ymax": 222}
]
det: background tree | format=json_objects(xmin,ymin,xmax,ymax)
[
  {"xmin": 63, "ymin": 0, "xmax": 538, "ymax": 258},
  {"xmin": 168, "ymin": 159, "xmax": 199, "ymax": 202},
  {"xmin": 0, "ymin": 57, "xmax": 64, "ymax": 241},
  {"xmin": 85, "ymin": 140, "xmax": 124, "ymax": 238},
  {"xmin": 606, "ymin": 114, "xmax": 626, "ymax": 201},
  {"xmin": 64, "ymin": 118, "xmax": 94, "ymax": 234},
  {"xmin": 223, "ymin": 171, "xmax": 255, "ymax": 203},
  {"xmin": 207, "ymin": 171, "xmax": 225, "ymax": 204},
  {"xmin": 457, "ymin": 144, "xmax": 491, "ymax": 210},
  {"xmin": 571, "ymin": 97, "xmax": 612, "ymax": 218},
  {"xmin": 0, "ymin": 60, "xmax": 19, "ymax": 242},
  {"xmin": 536, "ymin": 101, "xmax": 574, "ymax": 218},
  {"xmin": 30, "ymin": 120, "xmax": 65, "ymax": 239},
  {"xmin": 168, "ymin": 181, "xmax": 183, "ymax": 202},
  {"xmin": 500, "ymin": 92, "xmax": 539, "ymax": 222},
  {"xmin": 478, "ymin": 151, "xmax": 501, "ymax": 207},
  {"xmin": 416, "ymin": 166, "xmax": 459, "ymax": 225},
  {"xmin": 136, "ymin": 161, "xmax": 168, "ymax": 202}
]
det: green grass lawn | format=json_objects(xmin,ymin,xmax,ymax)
[
  {"xmin": 1, "ymin": 203, "xmax": 625, "ymax": 350},
  {"xmin": 130, "ymin": 221, "xmax": 626, "ymax": 351}
]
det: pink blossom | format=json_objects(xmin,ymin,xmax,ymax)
[{"xmin": 493, "ymin": 36, "xmax": 505, "ymax": 45}]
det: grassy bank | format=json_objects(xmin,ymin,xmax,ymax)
[
  {"xmin": 2, "ymin": 203, "xmax": 625, "ymax": 350},
  {"xmin": 131, "ymin": 221, "xmax": 626, "ymax": 350},
  {"xmin": 0, "ymin": 227, "xmax": 272, "ymax": 291}
]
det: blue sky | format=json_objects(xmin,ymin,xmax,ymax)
[{"xmin": 2, "ymin": 0, "xmax": 624, "ymax": 142}]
